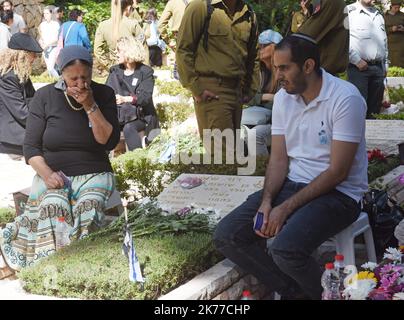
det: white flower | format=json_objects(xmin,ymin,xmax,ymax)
[
  {"xmin": 361, "ymin": 262, "xmax": 378, "ymax": 271},
  {"xmin": 383, "ymin": 247, "xmax": 403, "ymax": 262},
  {"xmin": 392, "ymin": 292, "xmax": 404, "ymax": 300},
  {"xmin": 343, "ymin": 279, "xmax": 376, "ymax": 300}
]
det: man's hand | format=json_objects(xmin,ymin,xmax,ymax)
[
  {"xmin": 194, "ymin": 90, "xmax": 219, "ymax": 103},
  {"xmin": 254, "ymin": 201, "xmax": 272, "ymax": 238},
  {"xmin": 356, "ymin": 59, "xmax": 368, "ymax": 71},
  {"xmin": 262, "ymin": 203, "xmax": 290, "ymax": 238},
  {"xmin": 44, "ymin": 172, "xmax": 64, "ymax": 189}
]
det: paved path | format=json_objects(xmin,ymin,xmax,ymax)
[{"xmin": 0, "ymin": 154, "xmax": 35, "ymax": 208}]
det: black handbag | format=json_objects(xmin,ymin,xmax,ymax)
[{"xmin": 362, "ymin": 189, "xmax": 404, "ymax": 259}]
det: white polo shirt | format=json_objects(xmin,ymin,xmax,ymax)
[{"xmin": 271, "ymin": 70, "xmax": 368, "ymax": 202}]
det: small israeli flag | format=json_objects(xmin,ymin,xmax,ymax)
[
  {"xmin": 122, "ymin": 198, "xmax": 144, "ymax": 283},
  {"xmin": 123, "ymin": 226, "xmax": 144, "ymax": 283}
]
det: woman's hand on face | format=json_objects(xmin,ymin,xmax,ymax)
[
  {"xmin": 44, "ymin": 172, "xmax": 64, "ymax": 189},
  {"xmin": 66, "ymin": 81, "xmax": 95, "ymax": 109}
]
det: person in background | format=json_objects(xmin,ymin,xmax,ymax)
[
  {"xmin": 347, "ymin": 0, "xmax": 388, "ymax": 118},
  {"xmin": 297, "ymin": 0, "xmax": 349, "ymax": 75},
  {"xmin": 38, "ymin": 6, "xmax": 60, "ymax": 78},
  {"xmin": 0, "ymin": 46, "xmax": 120, "ymax": 279},
  {"xmin": 158, "ymin": 0, "xmax": 193, "ymax": 79},
  {"xmin": 59, "ymin": 9, "xmax": 91, "ymax": 51},
  {"xmin": 144, "ymin": 8, "xmax": 165, "ymax": 67},
  {"xmin": 94, "ymin": 0, "xmax": 145, "ymax": 72},
  {"xmin": 106, "ymin": 37, "xmax": 159, "ymax": 151},
  {"xmin": 176, "ymin": 0, "xmax": 259, "ymax": 155},
  {"xmin": 0, "ymin": 33, "xmax": 41, "ymax": 157},
  {"xmin": 0, "ymin": 9, "xmax": 12, "ymax": 49},
  {"xmin": 384, "ymin": 0, "xmax": 404, "ymax": 68},
  {"xmin": 291, "ymin": 0, "xmax": 308, "ymax": 33},
  {"xmin": 242, "ymin": 29, "xmax": 283, "ymax": 157},
  {"xmin": 55, "ymin": 6, "xmax": 65, "ymax": 25},
  {"xmin": 130, "ymin": 0, "xmax": 145, "ymax": 24},
  {"xmin": 1, "ymin": 1, "xmax": 26, "ymax": 34}
]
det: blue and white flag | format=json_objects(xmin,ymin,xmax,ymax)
[
  {"xmin": 123, "ymin": 226, "xmax": 144, "ymax": 283},
  {"xmin": 122, "ymin": 198, "xmax": 144, "ymax": 283}
]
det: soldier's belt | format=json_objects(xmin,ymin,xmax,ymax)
[{"xmin": 198, "ymin": 75, "xmax": 241, "ymax": 88}]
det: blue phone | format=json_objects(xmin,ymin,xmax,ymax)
[{"xmin": 254, "ymin": 211, "xmax": 264, "ymax": 231}]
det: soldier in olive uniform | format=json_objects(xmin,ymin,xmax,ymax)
[
  {"xmin": 130, "ymin": 0, "xmax": 143, "ymax": 21},
  {"xmin": 291, "ymin": 1, "xmax": 308, "ymax": 33},
  {"xmin": 384, "ymin": 0, "xmax": 404, "ymax": 68},
  {"xmin": 94, "ymin": 0, "xmax": 146, "ymax": 71},
  {"xmin": 297, "ymin": 0, "xmax": 349, "ymax": 75},
  {"xmin": 176, "ymin": 0, "xmax": 260, "ymax": 151},
  {"xmin": 158, "ymin": 0, "xmax": 191, "ymax": 42}
]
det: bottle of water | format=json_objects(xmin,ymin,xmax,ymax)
[
  {"xmin": 55, "ymin": 216, "xmax": 70, "ymax": 250},
  {"xmin": 241, "ymin": 290, "xmax": 253, "ymax": 300},
  {"xmin": 321, "ymin": 263, "xmax": 341, "ymax": 300},
  {"xmin": 334, "ymin": 254, "xmax": 346, "ymax": 294}
]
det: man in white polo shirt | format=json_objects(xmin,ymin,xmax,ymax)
[{"xmin": 214, "ymin": 34, "xmax": 368, "ymax": 300}]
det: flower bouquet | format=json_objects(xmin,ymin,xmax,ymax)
[{"xmin": 343, "ymin": 246, "xmax": 404, "ymax": 300}]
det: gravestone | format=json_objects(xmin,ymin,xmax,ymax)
[
  {"xmin": 157, "ymin": 174, "xmax": 264, "ymax": 219},
  {"xmin": 366, "ymin": 120, "xmax": 404, "ymax": 155}
]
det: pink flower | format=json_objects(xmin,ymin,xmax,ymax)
[{"xmin": 368, "ymin": 288, "xmax": 392, "ymax": 300}]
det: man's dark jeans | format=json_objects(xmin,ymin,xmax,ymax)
[
  {"xmin": 213, "ymin": 179, "xmax": 361, "ymax": 299},
  {"xmin": 347, "ymin": 63, "xmax": 385, "ymax": 119}
]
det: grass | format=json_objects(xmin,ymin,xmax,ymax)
[{"xmin": 19, "ymin": 232, "xmax": 222, "ymax": 300}]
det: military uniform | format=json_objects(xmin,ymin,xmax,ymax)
[
  {"xmin": 291, "ymin": 10, "xmax": 306, "ymax": 33},
  {"xmin": 176, "ymin": 0, "xmax": 259, "ymax": 142},
  {"xmin": 384, "ymin": 0, "xmax": 404, "ymax": 68},
  {"xmin": 158, "ymin": 0, "xmax": 191, "ymax": 41},
  {"xmin": 298, "ymin": 0, "xmax": 349, "ymax": 75},
  {"xmin": 94, "ymin": 16, "xmax": 146, "ymax": 70}
]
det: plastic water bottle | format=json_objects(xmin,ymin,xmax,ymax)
[
  {"xmin": 55, "ymin": 216, "xmax": 71, "ymax": 250},
  {"xmin": 334, "ymin": 254, "xmax": 346, "ymax": 294},
  {"xmin": 241, "ymin": 290, "xmax": 253, "ymax": 300},
  {"xmin": 321, "ymin": 263, "xmax": 341, "ymax": 300}
]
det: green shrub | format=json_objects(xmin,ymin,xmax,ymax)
[
  {"xmin": 155, "ymin": 102, "xmax": 194, "ymax": 130},
  {"xmin": 374, "ymin": 113, "xmax": 404, "ymax": 120},
  {"xmin": 0, "ymin": 207, "xmax": 15, "ymax": 226},
  {"xmin": 388, "ymin": 67, "xmax": 404, "ymax": 77},
  {"xmin": 388, "ymin": 86, "xmax": 404, "ymax": 104},
  {"xmin": 155, "ymin": 79, "xmax": 191, "ymax": 98}
]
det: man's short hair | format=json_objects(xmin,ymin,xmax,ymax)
[
  {"xmin": 275, "ymin": 33, "xmax": 321, "ymax": 75},
  {"xmin": 69, "ymin": 9, "xmax": 83, "ymax": 21}
]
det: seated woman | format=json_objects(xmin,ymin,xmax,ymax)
[
  {"xmin": 106, "ymin": 37, "xmax": 159, "ymax": 151},
  {"xmin": 0, "ymin": 33, "xmax": 40, "ymax": 156},
  {"xmin": 241, "ymin": 29, "xmax": 283, "ymax": 157},
  {"xmin": 0, "ymin": 46, "xmax": 120, "ymax": 278}
]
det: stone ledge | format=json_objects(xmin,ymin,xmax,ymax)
[{"xmin": 158, "ymin": 259, "xmax": 244, "ymax": 300}]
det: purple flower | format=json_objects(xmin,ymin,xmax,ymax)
[
  {"xmin": 399, "ymin": 173, "xmax": 404, "ymax": 185},
  {"xmin": 368, "ymin": 288, "xmax": 392, "ymax": 300}
]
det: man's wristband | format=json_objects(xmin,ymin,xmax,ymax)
[{"xmin": 86, "ymin": 103, "xmax": 98, "ymax": 115}]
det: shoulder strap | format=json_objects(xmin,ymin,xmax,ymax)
[
  {"xmin": 200, "ymin": 0, "xmax": 214, "ymax": 52},
  {"xmin": 246, "ymin": 3, "xmax": 257, "ymax": 53},
  {"xmin": 64, "ymin": 22, "xmax": 77, "ymax": 44}
]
